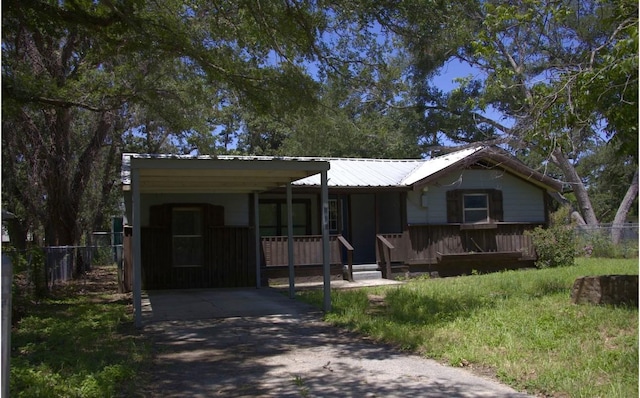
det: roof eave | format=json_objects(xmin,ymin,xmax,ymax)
[{"xmin": 410, "ymin": 146, "xmax": 563, "ymax": 193}]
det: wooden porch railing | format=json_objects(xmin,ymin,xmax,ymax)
[
  {"xmin": 261, "ymin": 234, "xmax": 354, "ymax": 279},
  {"xmin": 337, "ymin": 235, "xmax": 355, "ymax": 281},
  {"xmin": 376, "ymin": 234, "xmax": 394, "ymax": 279},
  {"xmin": 377, "ymin": 223, "xmax": 541, "ymax": 277}
]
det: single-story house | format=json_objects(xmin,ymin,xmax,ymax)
[{"xmin": 121, "ymin": 145, "xmax": 562, "ymax": 296}]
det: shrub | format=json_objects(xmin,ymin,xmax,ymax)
[
  {"xmin": 575, "ymin": 228, "xmax": 639, "ymax": 259},
  {"xmin": 8, "ymin": 247, "xmax": 47, "ymax": 324},
  {"xmin": 527, "ymin": 206, "xmax": 576, "ymax": 268}
]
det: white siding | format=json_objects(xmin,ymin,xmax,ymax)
[
  {"xmin": 407, "ymin": 169, "xmax": 546, "ymax": 224},
  {"xmin": 140, "ymin": 193, "xmax": 250, "ymax": 226}
]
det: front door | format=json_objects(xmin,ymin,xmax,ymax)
[{"xmin": 350, "ymin": 194, "xmax": 377, "ymax": 263}]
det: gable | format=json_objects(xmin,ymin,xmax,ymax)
[
  {"xmin": 407, "ymin": 169, "xmax": 548, "ymax": 224},
  {"xmin": 407, "ymin": 147, "xmax": 562, "ymax": 193}
]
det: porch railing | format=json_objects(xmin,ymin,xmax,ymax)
[
  {"xmin": 261, "ymin": 234, "xmax": 354, "ymax": 279},
  {"xmin": 377, "ymin": 223, "xmax": 540, "ymax": 278}
]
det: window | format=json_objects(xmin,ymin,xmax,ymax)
[
  {"xmin": 463, "ymin": 194, "xmax": 489, "ymax": 223},
  {"xmin": 328, "ymin": 199, "xmax": 340, "ymax": 233},
  {"xmin": 172, "ymin": 207, "xmax": 203, "ymax": 267},
  {"xmin": 259, "ymin": 200, "xmax": 311, "ymax": 236},
  {"xmin": 446, "ymin": 189, "xmax": 503, "ymax": 224}
]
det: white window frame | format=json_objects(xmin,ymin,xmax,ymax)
[
  {"xmin": 328, "ymin": 199, "xmax": 340, "ymax": 233},
  {"xmin": 463, "ymin": 193, "xmax": 489, "ymax": 224},
  {"xmin": 171, "ymin": 206, "xmax": 204, "ymax": 267}
]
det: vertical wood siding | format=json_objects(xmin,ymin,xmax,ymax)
[
  {"xmin": 208, "ymin": 227, "xmax": 255, "ymax": 288},
  {"xmin": 139, "ymin": 226, "xmax": 254, "ymax": 289},
  {"xmin": 394, "ymin": 223, "xmax": 539, "ymax": 264}
]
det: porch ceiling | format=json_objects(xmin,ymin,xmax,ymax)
[{"xmin": 123, "ymin": 155, "xmax": 330, "ymax": 194}]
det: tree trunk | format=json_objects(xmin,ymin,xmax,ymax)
[
  {"xmin": 611, "ymin": 169, "xmax": 639, "ymax": 245},
  {"xmin": 549, "ymin": 192, "xmax": 587, "ymax": 226},
  {"xmin": 551, "ymin": 148, "xmax": 599, "ymax": 226}
]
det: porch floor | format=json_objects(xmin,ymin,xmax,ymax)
[
  {"xmin": 141, "ymin": 288, "xmax": 320, "ymax": 323},
  {"xmin": 270, "ymin": 278, "xmax": 404, "ymax": 291}
]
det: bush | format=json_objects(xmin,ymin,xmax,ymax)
[
  {"xmin": 8, "ymin": 247, "xmax": 47, "ymax": 324},
  {"xmin": 527, "ymin": 206, "xmax": 576, "ymax": 268},
  {"xmin": 575, "ymin": 228, "xmax": 639, "ymax": 259}
]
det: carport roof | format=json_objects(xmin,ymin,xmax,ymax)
[{"xmin": 122, "ymin": 153, "xmax": 330, "ymax": 194}]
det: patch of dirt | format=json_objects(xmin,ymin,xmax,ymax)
[
  {"xmin": 366, "ymin": 293, "xmax": 388, "ymax": 315},
  {"xmin": 53, "ymin": 264, "xmax": 131, "ymax": 304}
]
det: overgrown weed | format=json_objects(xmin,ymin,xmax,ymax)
[{"xmin": 298, "ymin": 258, "xmax": 638, "ymax": 397}]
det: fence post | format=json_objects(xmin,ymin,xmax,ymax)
[{"xmin": 2, "ymin": 251, "xmax": 13, "ymax": 398}]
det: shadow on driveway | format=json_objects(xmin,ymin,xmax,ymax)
[{"xmin": 140, "ymin": 288, "xmax": 531, "ymax": 397}]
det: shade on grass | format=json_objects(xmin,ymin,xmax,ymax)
[{"xmin": 298, "ymin": 258, "xmax": 638, "ymax": 398}]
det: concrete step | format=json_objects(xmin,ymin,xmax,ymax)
[
  {"xmin": 352, "ymin": 263, "xmax": 379, "ymax": 272},
  {"xmin": 352, "ymin": 270, "xmax": 382, "ymax": 281}
]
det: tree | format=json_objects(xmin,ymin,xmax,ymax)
[
  {"xmin": 387, "ymin": 0, "xmax": 638, "ymax": 229},
  {"xmin": 0, "ymin": 0, "xmax": 336, "ymax": 246},
  {"xmin": 240, "ymin": 31, "xmax": 422, "ymax": 158},
  {"xmin": 3, "ymin": 0, "xmax": 435, "ymax": 246}
]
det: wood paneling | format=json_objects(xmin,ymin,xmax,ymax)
[
  {"xmin": 139, "ymin": 226, "xmax": 254, "ymax": 289},
  {"xmin": 261, "ymin": 235, "xmax": 343, "ymax": 267},
  {"xmin": 382, "ymin": 223, "xmax": 540, "ymax": 266}
]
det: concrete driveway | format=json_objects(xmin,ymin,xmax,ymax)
[{"xmin": 140, "ymin": 288, "xmax": 531, "ymax": 397}]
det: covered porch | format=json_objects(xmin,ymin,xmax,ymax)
[{"xmin": 124, "ymin": 154, "xmax": 331, "ymax": 327}]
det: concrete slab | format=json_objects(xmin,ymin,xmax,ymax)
[
  {"xmin": 142, "ymin": 288, "xmax": 321, "ymax": 323},
  {"xmin": 141, "ymin": 309, "xmax": 532, "ymax": 397},
  {"xmin": 270, "ymin": 278, "xmax": 405, "ymax": 291}
]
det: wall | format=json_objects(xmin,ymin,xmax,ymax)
[
  {"xmin": 138, "ymin": 193, "xmax": 250, "ymax": 226},
  {"xmin": 407, "ymin": 169, "xmax": 546, "ymax": 224},
  {"xmin": 377, "ymin": 192, "xmax": 403, "ymax": 233}
]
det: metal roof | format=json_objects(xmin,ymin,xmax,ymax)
[
  {"xmin": 292, "ymin": 158, "xmax": 424, "ymax": 187},
  {"xmin": 121, "ymin": 146, "xmax": 563, "ymax": 193},
  {"xmin": 122, "ymin": 154, "xmax": 329, "ymax": 194},
  {"xmin": 291, "ymin": 146, "xmax": 486, "ymax": 188}
]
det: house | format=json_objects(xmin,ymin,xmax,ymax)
[{"xmin": 121, "ymin": 145, "xmax": 563, "ymax": 293}]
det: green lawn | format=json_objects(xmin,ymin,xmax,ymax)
[
  {"xmin": 298, "ymin": 258, "xmax": 639, "ymax": 397},
  {"xmin": 10, "ymin": 266, "xmax": 150, "ymax": 398}
]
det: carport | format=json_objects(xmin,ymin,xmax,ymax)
[{"xmin": 126, "ymin": 155, "xmax": 331, "ymax": 327}]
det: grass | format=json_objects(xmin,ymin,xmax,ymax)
[
  {"xmin": 10, "ymin": 265, "xmax": 151, "ymax": 398},
  {"xmin": 298, "ymin": 258, "xmax": 639, "ymax": 397}
]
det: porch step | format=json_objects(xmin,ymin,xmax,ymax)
[
  {"xmin": 352, "ymin": 264, "xmax": 382, "ymax": 281},
  {"xmin": 352, "ymin": 263, "xmax": 379, "ymax": 272},
  {"xmin": 353, "ymin": 270, "xmax": 382, "ymax": 281}
]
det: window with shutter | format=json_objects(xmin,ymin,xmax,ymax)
[
  {"xmin": 463, "ymin": 193, "xmax": 489, "ymax": 223},
  {"xmin": 147, "ymin": 203, "xmax": 224, "ymax": 267},
  {"xmin": 172, "ymin": 207, "xmax": 204, "ymax": 267},
  {"xmin": 446, "ymin": 189, "xmax": 503, "ymax": 225}
]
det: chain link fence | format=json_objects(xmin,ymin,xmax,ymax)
[
  {"xmin": 574, "ymin": 223, "xmax": 639, "ymax": 258},
  {"xmin": 41, "ymin": 232, "xmax": 124, "ymax": 290}
]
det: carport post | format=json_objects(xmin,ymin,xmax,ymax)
[
  {"xmin": 132, "ymin": 166, "xmax": 142, "ymax": 328},
  {"xmin": 287, "ymin": 182, "xmax": 295, "ymax": 298},
  {"xmin": 321, "ymin": 169, "xmax": 331, "ymax": 312},
  {"xmin": 254, "ymin": 192, "xmax": 261, "ymax": 288}
]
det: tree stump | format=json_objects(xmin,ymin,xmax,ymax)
[{"xmin": 571, "ymin": 275, "xmax": 638, "ymax": 307}]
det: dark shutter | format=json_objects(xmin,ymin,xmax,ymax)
[
  {"xmin": 205, "ymin": 204, "xmax": 225, "ymax": 227},
  {"xmin": 490, "ymin": 190, "xmax": 503, "ymax": 222},
  {"xmin": 446, "ymin": 190, "xmax": 462, "ymax": 223},
  {"xmin": 149, "ymin": 204, "xmax": 171, "ymax": 227}
]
